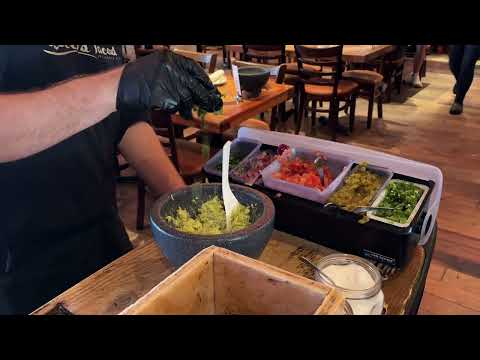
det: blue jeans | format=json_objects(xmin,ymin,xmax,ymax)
[{"xmin": 449, "ymin": 45, "xmax": 480, "ymax": 103}]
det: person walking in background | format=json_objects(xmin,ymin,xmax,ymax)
[
  {"xmin": 406, "ymin": 45, "xmax": 427, "ymax": 88},
  {"xmin": 449, "ymin": 45, "xmax": 480, "ymax": 115}
]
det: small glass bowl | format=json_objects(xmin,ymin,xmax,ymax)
[
  {"xmin": 343, "ymin": 301, "xmax": 354, "ymax": 315},
  {"xmin": 314, "ymin": 254, "xmax": 383, "ymax": 301}
]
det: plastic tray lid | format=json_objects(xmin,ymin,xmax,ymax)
[
  {"xmin": 236, "ymin": 128, "xmax": 443, "ymax": 246},
  {"xmin": 367, "ymin": 179, "xmax": 431, "ymax": 228}
]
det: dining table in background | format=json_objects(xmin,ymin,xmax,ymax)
[
  {"xmin": 285, "ymin": 45, "xmax": 396, "ymax": 64},
  {"xmin": 171, "ymin": 71, "xmax": 294, "ymax": 134},
  {"xmin": 226, "ymin": 45, "xmax": 396, "ymax": 65}
]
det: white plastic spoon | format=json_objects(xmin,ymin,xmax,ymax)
[{"xmin": 222, "ymin": 141, "xmax": 240, "ymax": 232}]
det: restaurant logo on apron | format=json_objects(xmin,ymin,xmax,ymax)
[{"xmin": 44, "ymin": 45, "xmax": 120, "ymax": 61}]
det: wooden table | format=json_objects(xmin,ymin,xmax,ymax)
[
  {"xmin": 172, "ymin": 73, "xmax": 294, "ymax": 134},
  {"xmin": 285, "ymin": 45, "xmax": 396, "ymax": 64},
  {"xmin": 32, "ymin": 230, "xmax": 425, "ymax": 315},
  {"xmin": 226, "ymin": 45, "xmax": 396, "ymax": 65}
]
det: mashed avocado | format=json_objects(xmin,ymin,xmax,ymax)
[
  {"xmin": 329, "ymin": 163, "xmax": 384, "ymax": 212},
  {"xmin": 166, "ymin": 196, "xmax": 251, "ymax": 235}
]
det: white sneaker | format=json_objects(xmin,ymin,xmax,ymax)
[{"xmin": 411, "ymin": 74, "xmax": 423, "ymax": 88}]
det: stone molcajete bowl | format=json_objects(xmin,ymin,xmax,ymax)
[
  {"xmin": 150, "ymin": 183, "xmax": 275, "ymax": 268},
  {"xmin": 238, "ymin": 66, "xmax": 271, "ymax": 99}
]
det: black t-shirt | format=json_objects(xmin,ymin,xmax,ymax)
[{"xmin": 0, "ymin": 45, "xmax": 144, "ymax": 314}]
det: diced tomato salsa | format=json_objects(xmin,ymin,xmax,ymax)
[{"xmin": 272, "ymin": 157, "xmax": 333, "ymax": 191}]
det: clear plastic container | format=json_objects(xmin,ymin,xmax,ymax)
[
  {"xmin": 327, "ymin": 163, "xmax": 394, "ymax": 210},
  {"xmin": 368, "ymin": 179, "xmax": 431, "ymax": 228},
  {"xmin": 230, "ymin": 145, "xmax": 278, "ymax": 186},
  {"xmin": 260, "ymin": 147, "xmax": 353, "ymax": 204},
  {"xmin": 237, "ymin": 126, "xmax": 443, "ymax": 246},
  {"xmin": 343, "ymin": 301, "xmax": 354, "ymax": 315},
  {"xmin": 203, "ymin": 138, "xmax": 260, "ymax": 178},
  {"xmin": 314, "ymin": 254, "xmax": 384, "ymax": 315}
]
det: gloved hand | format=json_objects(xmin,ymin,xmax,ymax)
[{"xmin": 116, "ymin": 49, "xmax": 223, "ymax": 119}]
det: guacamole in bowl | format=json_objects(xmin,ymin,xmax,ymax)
[{"xmin": 150, "ymin": 183, "xmax": 275, "ymax": 268}]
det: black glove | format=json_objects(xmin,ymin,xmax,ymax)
[{"xmin": 116, "ymin": 49, "xmax": 223, "ymax": 119}]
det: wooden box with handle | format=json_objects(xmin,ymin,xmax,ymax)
[{"xmin": 120, "ymin": 246, "xmax": 347, "ymax": 315}]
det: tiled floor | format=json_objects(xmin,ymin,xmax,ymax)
[{"xmin": 117, "ymin": 55, "xmax": 480, "ymax": 314}]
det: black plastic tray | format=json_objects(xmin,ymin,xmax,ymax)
[{"xmin": 205, "ymin": 170, "xmax": 435, "ymax": 268}]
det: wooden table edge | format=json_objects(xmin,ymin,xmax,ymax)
[
  {"xmin": 32, "ymin": 231, "xmax": 426, "ymax": 316},
  {"xmin": 172, "ymin": 84, "xmax": 294, "ymax": 134}
]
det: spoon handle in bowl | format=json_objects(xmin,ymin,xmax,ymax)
[{"xmin": 222, "ymin": 141, "xmax": 239, "ymax": 232}]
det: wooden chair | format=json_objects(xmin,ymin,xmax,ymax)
[
  {"xmin": 222, "ymin": 61, "xmax": 288, "ymax": 141},
  {"xmin": 197, "ymin": 45, "xmax": 227, "ymax": 67},
  {"xmin": 225, "ymin": 45, "xmax": 243, "ymax": 68},
  {"xmin": 134, "ymin": 45, "xmax": 170, "ymax": 58},
  {"xmin": 295, "ymin": 45, "xmax": 359, "ymax": 141},
  {"xmin": 284, "ymin": 51, "xmax": 324, "ymax": 128},
  {"xmin": 173, "ymin": 48, "xmax": 218, "ymax": 74},
  {"xmin": 135, "ymin": 110, "xmax": 214, "ymax": 230},
  {"xmin": 150, "ymin": 111, "xmax": 209, "ymax": 183},
  {"xmin": 238, "ymin": 47, "xmax": 287, "ymax": 122},
  {"xmin": 374, "ymin": 49, "xmax": 405, "ymax": 103},
  {"xmin": 242, "ymin": 45, "xmax": 286, "ymax": 65},
  {"xmin": 342, "ymin": 69, "xmax": 384, "ymax": 130}
]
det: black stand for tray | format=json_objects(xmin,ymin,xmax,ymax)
[
  {"xmin": 407, "ymin": 222, "xmax": 437, "ymax": 315},
  {"xmin": 204, "ymin": 168, "xmax": 438, "ymax": 314}
]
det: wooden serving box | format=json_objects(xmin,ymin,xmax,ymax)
[{"xmin": 120, "ymin": 246, "xmax": 346, "ymax": 315}]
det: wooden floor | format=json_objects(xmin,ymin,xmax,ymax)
[
  {"xmin": 117, "ymin": 56, "xmax": 480, "ymax": 315},
  {"xmin": 337, "ymin": 72, "xmax": 480, "ymax": 315}
]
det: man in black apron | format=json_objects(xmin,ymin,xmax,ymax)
[{"xmin": 0, "ymin": 45, "xmax": 222, "ymax": 314}]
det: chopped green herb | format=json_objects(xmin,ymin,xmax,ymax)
[{"xmin": 375, "ymin": 181, "xmax": 424, "ymax": 224}]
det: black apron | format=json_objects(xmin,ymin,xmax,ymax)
[{"xmin": 0, "ymin": 45, "xmax": 142, "ymax": 314}]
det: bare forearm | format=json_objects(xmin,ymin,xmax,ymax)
[
  {"xmin": 119, "ymin": 122, "xmax": 185, "ymax": 198},
  {"xmin": 0, "ymin": 66, "xmax": 123, "ymax": 163},
  {"xmin": 137, "ymin": 151, "xmax": 186, "ymax": 199}
]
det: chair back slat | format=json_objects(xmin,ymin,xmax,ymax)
[
  {"xmin": 242, "ymin": 45, "xmax": 286, "ymax": 65},
  {"xmin": 150, "ymin": 110, "xmax": 180, "ymax": 170},
  {"xmin": 295, "ymin": 45, "xmax": 341, "ymax": 58},
  {"xmin": 173, "ymin": 49, "xmax": 218, "ymax": 73},
  {"xmin": 134, "ymin": 46, "xmax": 156, "ymax": 58},
  {"xmin": 295, "ymin": 45, "xmax": 344, "ymax": 97},
  {"xmin": 197, "ymin": 45, "xmax": 223, "ymax": 52}
]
